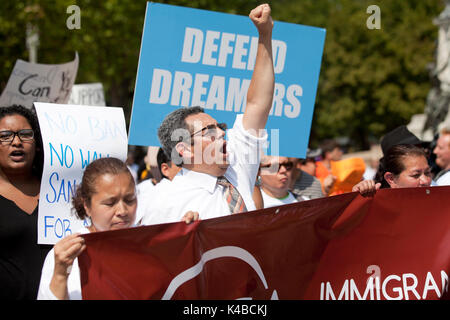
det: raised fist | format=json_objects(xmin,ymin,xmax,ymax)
[{"xmin": 249, "ymin": 3, "xmax": 273, "ymax": 35}]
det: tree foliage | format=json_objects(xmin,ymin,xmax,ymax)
[
  {"xmin": 0, "ymin": 0, "xmax": 445, "ymax": 150},
  {"xmin": 271, "ymin": 0, "xmax": 443, "ymax": 149}
]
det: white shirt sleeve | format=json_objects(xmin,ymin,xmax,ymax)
[
  {"xmin": 225, "ymin": 114, "xmax": 268, "ymax": 211},
  {"xmin": 37, "ymin": 250, "xmax": 83, "ymax": 300}
]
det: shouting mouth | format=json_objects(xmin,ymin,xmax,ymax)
[
  {"xmin": 9, "ymin": 150, "xmax": 26, "ymax": 162},
  {"xmin": 220, "ymin": 141, "xmax": 227, "ymax": 156}
]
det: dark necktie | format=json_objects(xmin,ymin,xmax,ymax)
[{"xmin": 217, "ymin": 176, "xmax": 247, "ymax": 214}]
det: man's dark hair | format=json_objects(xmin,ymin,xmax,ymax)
[
  {"xmin": 157, "ymin": 106, "xmax": 204, "ymax": 165},
  {"xmin": 157, "ymin": 147, "xmax": 171, "ymax": 179},
  {"xmin": 320, "ymin": 139, "xmax": 340, "ymax": 158}
]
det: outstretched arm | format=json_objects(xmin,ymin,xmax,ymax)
[{"xmin": 243, "ymin": 3, "xmax": 275, "ymax": 135}]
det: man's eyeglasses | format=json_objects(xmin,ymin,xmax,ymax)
[
  {"xmin": 190, "ymin": 123, "xmax": 227, "ymax": 139},
  {"xmin": 260, "ymin": 161, "xmax": 294, "ymax": 172},
  {"xmin": 0, "ymin": 129, "xmax": 34, "ymax": 143}
]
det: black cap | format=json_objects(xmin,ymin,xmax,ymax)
[{"xmin": 380, "ymin": 125, "xmax": 423, "ymax": 155}]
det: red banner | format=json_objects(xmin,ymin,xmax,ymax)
[{"xmin": 79, "ymin": 186, "xmax": 450, "ymax": 300}]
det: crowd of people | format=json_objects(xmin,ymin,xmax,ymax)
[{"xmin": 1, "ymin": 3, "xmax": 450, "ymax": 300}]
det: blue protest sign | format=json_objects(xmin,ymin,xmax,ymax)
[{"xmin": 129, "ymin": 2, "xmax": 325, "ymax": 158}]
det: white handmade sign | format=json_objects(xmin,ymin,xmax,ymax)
[
  {"xmin": 0, "ymin": 53, "xmax": 79, "ymax": 109},
  {"xmin": 68, "ymin": 83, "xmax": 106, "ymax": 106},
  {"xmin": 34, "ymin": 102, "xmax": 127, "ymax": 244}
]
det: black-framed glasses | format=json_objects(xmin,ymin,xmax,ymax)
[
  {"xmin": 0, "ymin": 129, "xmax": 34, "ymax": 143},
  {"xmin": 190, "ymin": 123, "xmax": 227, "ymax": 138},
  {"xmin": 260, "ymin": 161, "xmax": 294, "ymax": 172}
]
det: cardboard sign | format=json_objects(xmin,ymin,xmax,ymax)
[
  {"xmin": 0, "ymin": 53, "xmax": 79, "ymax": 109},
  {"xmin": 79, "ymin": 186, "xmax": 450, "ymax": 300},
  {"xmin": 34, "ymin": 102, "xmax": 127, "ymax": 245},
  {"xmin": 68, "ymin": 83, "xmax": 106, "ymax": 106},
  {"xmin": 330, "ymin": 157, "xmax": 366, "ymax": 195},
  {"xmin": 128, "ymin": 3, "xmax": 325, "ymax": 158}
]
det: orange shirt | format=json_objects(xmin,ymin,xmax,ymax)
[{"xmin": 315, "ymin": 161, "xmax": 331, "ymax": 181}]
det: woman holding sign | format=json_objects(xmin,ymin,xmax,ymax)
[
  {"xmin": 0, "ymin": 105, "xmax": 51, "ymax": 300},
  {"xmin": 37, "ymin": 157, "xmax": 198, "ymax": 299}
]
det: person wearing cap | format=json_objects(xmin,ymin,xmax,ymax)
[
  {"xmin": 290, "ymin": 149, "xmax": 324, "ymax": 200},
  {"xmin": 380, "ymin": 125, "xmax": 424, "ymax": 155},
  {"xmin": 379, "ymin": 125, "xmax": 440, "ymax": 186},
  {"xmin": 433, "ymin": 127, "xmax": 450, "ymax": 185}
]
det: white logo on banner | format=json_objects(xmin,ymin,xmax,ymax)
[
  {"xmin": 320, "ymin": 268, "xmax": 449, "ymax": 300},
  {"xmin": 162, "ymin": 246, "xmax": 279, "ymax": 300}
]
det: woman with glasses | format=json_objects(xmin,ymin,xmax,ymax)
[
  {"xmin": 257, "ymin": 155, "xmax": 300, "ymax": 208},
  {"xmin": 0, "ymin": 104, "xmax": 51, "ymax": 299}
]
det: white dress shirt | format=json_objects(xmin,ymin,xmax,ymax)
[
  {"xmin": 137, "ymin": 178, "xmax": 156, "ymax": 196},
  {"xmin": 37, "ymin": 227, "xmax": 90, "ymax": 300},
  {"xmin": 136, "ymin": 178, "xmax": 171, "ymax": 225},
  {"xmin": 141, "ymin": 114, "xmax": 267, "ymax": 225}
]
